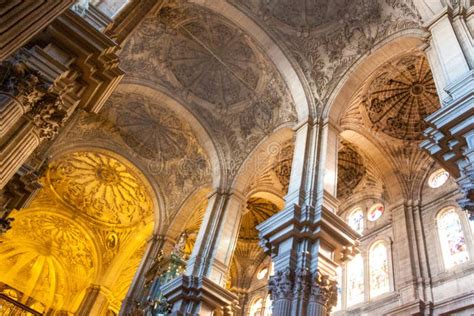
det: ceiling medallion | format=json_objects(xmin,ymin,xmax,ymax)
[
  {"xmin": 47, "ymin": 152, "xmax": 153, "ymax": 227},
  {"xmin": 167, "ymin": 17, "xmax": 260, "ymax": 108},
  {"xmin": 115, "ymin": 100, "xmax": 190, "ymax": 161},
  {"xmin": 363, "ymin": 53, "xmax": 440, "ymax": 140}
]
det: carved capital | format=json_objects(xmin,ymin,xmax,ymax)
[
  {"xmin": 29, "ymin": 94, "xmax": 68, "ymax": 141},
  {"xmin": 293, "ymin": 268, "xmax": 312, "ymax": 298},
  {"xmin": 0, "ymin": 55, "xmax": 49, "ymax": 110},
  {"xmin": 268, "ymin": 268, "xmax": 294, "ymax": 301},
  {"xmin": 309, "ymin": 271, "xmax": 338, "ymax": 309}
]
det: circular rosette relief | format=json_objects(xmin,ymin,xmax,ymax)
[
  {"xmin": 47, "ymin": 152, "xmax": 153, "ymax": 227},
  {"xmin": 167, "ymin": 17, "xmax": 261, "ymax": 108},
  {"xmin": 363, "ymin": 53, "xmax": 440, "ymax": 140}
]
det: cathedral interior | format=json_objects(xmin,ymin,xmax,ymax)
[{"xmin": 0, "ymin": 0, "xmax": 473, "ymax": 315}]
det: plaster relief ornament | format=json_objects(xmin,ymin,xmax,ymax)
[
  {"xmin": 363, "ymin": 53, "xmax": 440, "ymax": 140},
  {"xmin": 47, "ymin": 152, "xmax": 153, "ymax": 227},
  {"xmin": 230, "ymin": 0, "xmax": 421, "ymax": 107},
  {"xmin": 240, "ymin": 197, "xmax": 280, "ymax": 241},
  {"xmin": 120, "ymin": 2, "xmax": 297, "ymax": 177}
]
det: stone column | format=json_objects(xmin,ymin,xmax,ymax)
[
  {"xmin": 120, "ymin": 234, "xmax": 170, "ymax": 315},
  {"xmin": 258, "ymin": 119, "xmax": 359, "ymax": 316},
  {"xmin": 0, "ymin": 0, "xmax": 75, "ymax": 61},
  {"xmin": 161, "ymin": 190, "xmax": 243, "ymax": 315},
  {"xmin": 76, "ymin": 284, "xmax": 112, "ymax": 316},
  {"xmin": 420, "ymin": 4, "xmax": 474, "ymax": 218}
]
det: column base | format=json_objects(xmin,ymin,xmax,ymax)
[{"xmin": 161, "ymin": 275, "xmax": 239, "ymax": 316}]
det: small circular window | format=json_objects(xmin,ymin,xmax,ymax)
[
  {"xmin": 368, "ymin": 204, "xmax": 384, "ymax": 222},
  {"xmin": 257, "ymin": 267, "xmax": 268, "ymax": 280},
  {"xmin": 428, "ymin": 169, "xmax": 449, "ymax": 188}
]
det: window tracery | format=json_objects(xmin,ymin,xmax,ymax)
[
  {"xmin": 369, "ymin": 241, "xmax": 390, "ymax": 298},
  {"xmin": 249, "ymin": 297, "xmax": 263, "ymax": 316},
  {"xmin": 437, "ymin": 208, "xmax": 469, "ymax": 269}
]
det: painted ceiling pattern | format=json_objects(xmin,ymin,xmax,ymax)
[
  {"xmin": 363, "ymin": 53, "xmax": 439, "ymax": 140},
  {"xmin": 120, "ymin": 1, "xmax": 297, "ymax": 178},
  {"xmin": 240, "ymin": 197, "xmax": 280, "ymax": 241},
  {"xmin": 230, "ymin": 0, "xmax": 421, "ymax": 107}
]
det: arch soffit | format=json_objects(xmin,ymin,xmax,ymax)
[
  {"xmin": 114, "ymin": 82, "xmax": 223, "ymax": 188},
  {"xmin": 188, "ymin": 0, "xmax": 310, "ymax": 121},
  {"xmin": 165, "ymin": 186, "xmax": 211, "ymax": 242},
  {"xmin": 47, "ymin": 144, "xmax": 165, "ymax": 234},
  {"xmin": 340, "ymin": 130, "xmax": 402, "ymax": 200},
  {"xmin": 324, "ymin": 31, "xmax": 428, "ymax": 123},
  {"xmin": 231, "ymin": 127, "xmax": 294, "ymax": 195}
]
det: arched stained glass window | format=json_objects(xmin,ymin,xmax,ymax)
[
  {"xmin": 348, "ymin": 208, "xmax": 364, "ymax": 234},
  {"xmin": 437, "ymin": 208, "xmax": 469, "ymax": 269},
  {"xmin": 369, "ymin": 241, "xmax": 390, "ymax": 298},
  {"xmin": 249, "ymin": 297, "xmax": 263, "ymax": 316},
  {"xmin": 347, "ymin": 254, "xmax": 364, "ymax": 306}
]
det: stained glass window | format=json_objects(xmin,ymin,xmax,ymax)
[
  {"xmin": 428, "ymin": 169, "xmax": 449, "ymax": 188},
  {"xmin": 249, "ymin": 297, "xmax": 263, "ymax": 316},
  {"xmin": 437, "ymin": 208, "xmax": 469, "ymax": 269},
  {"xmin": 347, "ymin": 254, "xmax": 364, "ymax": 306},
  {"xmin": 369, "ymin": 241, "xmax": 390, "ymax": 298},
  {"xmin": 348, "ymin": 209, "xmax": 364, "ymax": 234},
  {"xmin": 368, "ymin": 204, "xmax": 384, "ymax": 222}
]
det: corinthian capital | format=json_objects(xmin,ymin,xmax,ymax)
[
  {"xmin": 310, "ymin": 270, "xmax": 338, "ymax": 309},
  {"xmin": 268, "ymin": 268, "xmax": 294, "ymax": 301},
  {"xmin": 29, "ymin": 94, "xmax": 68, "ymax": 141},
  {"xmin": 0, "ymin": 55, "xmax": 49, "ymax": 110}
]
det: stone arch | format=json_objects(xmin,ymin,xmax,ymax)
[
  {"xmin": 0, "ymin": 207, "xmax": 101, "ymax": 312},
  {"xmin": 324, "ymin": 31, "xmax": 428, "ymax": 123},
  {"xmin": 232, "ymin": 127, "xmax": 295, "ymax": 194}
]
